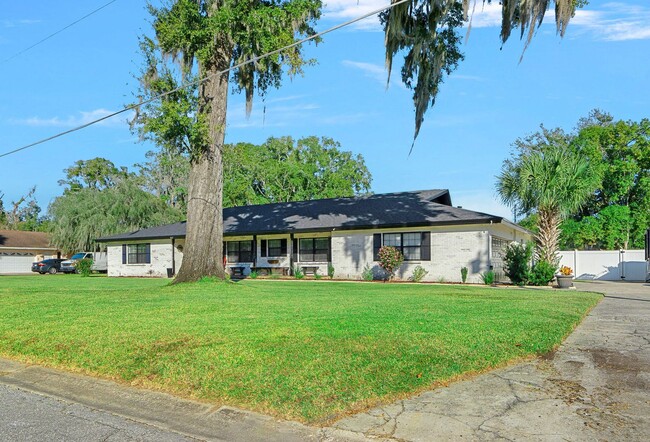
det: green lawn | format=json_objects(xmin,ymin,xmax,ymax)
[{"xmin": 0, "ymin": 275, "xmax": 600, "ymax": 422}]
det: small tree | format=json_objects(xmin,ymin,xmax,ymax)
[
  {"xmin": 378, "ymin": 246, "xmax": 404, "ymax": 281},
  {"xmin": 503, "ymin": 242, "xmax": 533, "ymax": 286}
]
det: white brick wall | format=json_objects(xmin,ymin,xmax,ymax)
[
  {"xmin": 331, "ymin": 227, "xmax": 491, "ymax": 282},
  {"xmin": 107, "ymin": 239, "xmax": 183, "ymax": 278},
  {"xmin": 104, "ymin": 222, "xmax": 531, "ymax": 281}
]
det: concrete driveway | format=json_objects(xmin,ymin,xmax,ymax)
[
  {"xmin": 1, "ymin": 281, "xmax": 648, "ymax": 441},
  {"xmin": 334, "ymin": 281, "xmax": 650, "ymax": 440}
]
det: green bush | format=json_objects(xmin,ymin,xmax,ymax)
[
  {"xmin": 75, "ymin": 258, "xmax": 93, "ymax": 277},
  {"xmin": 410, "ymin": 265, "xmax": 428, "ymax": 283},
  {"xmin": 249, "ymin": 270, "xmax": 259, "ymax": 279},
  {"xmin": 528, "ymin": 260, "xmax": 556, "ymax": 286},
  {"xmin": 503, "ymin": 242, "xmax": 533, "ymax": 286},
  {"xmin": 460, "ymin": 266, "xmax": 468, "ymax": 283},
  {"xmin": 314, "ymin": 272, "xmax": 322, "ymax": 280},
  {"xmin": 361, "ymin": 264, "xmax": 374, "ymax": 281},
  {"xmin": 480, "ymin": 270, "xmax": 495, "ymax": 285},
  {"xmin": 327, "ymin": 263, "xmax": 335, "ymax": 279},
  {"xmin": 378, "ymin": 246, "xmax": 404, "ymax": 281},
  {"xmin": 293, "ymin": 267, "xmax": 304, "ymax": 279}
]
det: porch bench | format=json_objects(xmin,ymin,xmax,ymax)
[
  {"xmin": 229, "ymin": 266, "xmax": 246, "ymax": 278},
  {"xmin": 253, "ymin": 267, "xmax": 289, "ymax": 276},
  {"xmin": 301, "ymin": 266, "xmax": 319, "ymax": 276}
]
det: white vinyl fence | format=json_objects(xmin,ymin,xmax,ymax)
[{"xmin": 558, "ymin": 250, "xmax": 649, "ymax": 282}]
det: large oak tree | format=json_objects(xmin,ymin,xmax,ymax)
[{"xmin": 134, "ymin": 0, "xmax": 581, "ymax": 282}]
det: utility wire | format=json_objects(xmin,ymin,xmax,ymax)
[
  {"xmin": 0, "ymin": 0, "xmax": 409, "ymax": 160},
  {"xmin": 2, "ymin": 0, "xmax": 119, "ymax": 65}
]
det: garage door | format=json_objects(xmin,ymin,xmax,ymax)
[{"xmin": 0, "ymin": 252, "xmax": 36, "ymax": 274}]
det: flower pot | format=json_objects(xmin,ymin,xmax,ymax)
[{"xmin": 556, "ymin": 274, "xmax": 574, "ymax": 289}]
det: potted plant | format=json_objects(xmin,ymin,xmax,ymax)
[{"xmin": 556, "ymin": 265, "xmax": 574, "ymax": 289}]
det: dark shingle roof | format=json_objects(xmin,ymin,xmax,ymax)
[
  {"xmin": 97, "ymin": 189, "xmax": 504, "ymax": 242},
  {"xmin": 0, "ymin": 230, "xmax": 56, "ymax": 249}
]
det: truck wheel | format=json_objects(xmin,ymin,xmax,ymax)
[{"xmin": 48, "ymin": 267, "xmax": 58, "ymax": 275}]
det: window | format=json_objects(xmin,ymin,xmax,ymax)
[
  {"xmin": 127, "ymin": 244, "xmax": 150, "ymax": 264},
  {"xmin": 299, "ymin": 238, "xmax": 330, "ymax": 262},
  {"xmin": 402, "ymin": 233, "xmax": 422, "ymax": 260},
  {"xmin": 226, "ymin": 241, "xmax": 253, "ymax": 262},
  {"xmin": 375, "ymin": 232, "xmax": 430, "ymax": 261},
  {"xmin": 268, "ymin": 239, "xmax": 284, "ymax": 257}
]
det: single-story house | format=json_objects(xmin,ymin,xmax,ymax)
[
  {"xmin": 98, "ymin": 189, "xmax": 531, "ymax": 283},
  {"xmin": 0, "ymin": 230, "xmax": 61, "ymax": 274}
]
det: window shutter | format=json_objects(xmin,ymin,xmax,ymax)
[
  {"xmin": 373, "ymin": 234, "xmax": 382, "ymax": 261},
  {"xmin": 260, "ymin": 240, "xmax": 267, "ymax": 257},
  {"xmin": 421, "ymin": 232, "xmax": 431, "ymax": 261},
  {"xmin": 292, "ymin": 238, "xmax": 298, "ymax": 262},
  {"xmin": 222, "ymin": 242, "xmax": 227, "ymax": 258},
  {"xmin": 328, "ymin": 237, "xmax": 332, "ymax": 262},
  {"xmin": 122, "ymin": 244, "xmax": 126, "ymax": 264},
  {"xmin": 280, "ymin": 238, "xmax": 288, "ymax": 255},
  {"xmin": 145, "ymin": 243, "xmax": 151, "ymax": 264}
]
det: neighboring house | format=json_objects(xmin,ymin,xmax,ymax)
[
  {"xmin": 97, "ymin": 189, "xmax": 531, "ymax": 282},
  {"xmin": 0, "ymin": 230, "xmax": 60, "ymax": 274}
]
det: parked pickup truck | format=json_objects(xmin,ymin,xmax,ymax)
[{"xmin": 61, "ymin": 252, "xmax": 108, "ymax": 274}]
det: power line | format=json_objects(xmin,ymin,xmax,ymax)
[
  {"xmin": 0, "ymin": 0, "xmax": 409, "ymax": 160},
  {"xmin": 2, "ymin": 0, "xmax": 119, "ymax": 65}
]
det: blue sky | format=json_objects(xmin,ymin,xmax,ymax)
[{"xmin": 1, "ymin": 0, "xmax": 649, "ymax": 220}]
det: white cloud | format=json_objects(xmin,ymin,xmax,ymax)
[
  {"xmin": 323, "ymin": 1, "xmax": 650, "ymax": 41},
  {"xmin": 10, "ymin": 109, "xmax": 128, "ymax": 128},
  {"xmin": 227, "ymin": 98, "xmax": 321, "ymax": 128},
  {"xmin": 342, "ymin": 59, "xmax": 409, "ymax": 90},
  {"xmin": 322, "ymin": 0, "xmax": 389, "ymax": 30},
  {"xmin": 2, "ymin": 19, "xmax": 42, "ymax": 28},
  {"xmin": 342, "ymin": 60, "xmax": 387, "ymax": 86},
  {"xmin": 464, "ymin": 1, "xmax": 650, "ymax": 41},
  {"xmin": 569, "ymin": 3, "xmax": 650, "ymax": 41}
]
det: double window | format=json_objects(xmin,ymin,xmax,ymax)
[
  {"xmin": 374, "ymin": 232, "xmax": 430, "ymax": 261},
  {"xmin": 226, "ymin": 240, "xmax": 253, "ymax": 263},
  {"xmin": 127, "ymin": 244, "xmax": 150, "ymax": 264},
  {"xmin": 299, "ymin": 238, "xmax": 329, "ymax": 262}
]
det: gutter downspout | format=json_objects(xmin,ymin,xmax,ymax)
[{"xmin": 171, "ymin": 237, "xmax": 176, "ymax": 276}]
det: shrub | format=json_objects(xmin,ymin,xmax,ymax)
[
  {"xmin": 377, "ymin": 246, "xmax": 404, "ymax": 280},
  {"xmin": 460, "ymin": 266, "xmax": 468, "ymax": 283},
  {"xmin": 503, "ymin": 242, "xmax": 533, "ymax": 286},
  {"xmin": 361, "ymin": 264, "xmax": 374, "ymax": 281},
  {"xmin": 249, "ymin": 270, "xmax": 259, "ymax": 279},
  {"xmin": 314, "ymin": 271, "xmax": 322, "ymax": 280},
  {"xmin": 293, "ymin": 267, "xmax": 304, "ymax": 279},
  {"xmin": 528, "ymin": 260, "xmax": 556, "ymax": 286},
  {"xmin": 327, "ymin": 263, "xmax": 335, "ymax": 279},
  {"xmin": 480, "ymin": 270, "xmax": 495, "ymax": 285},
  {"xmin": 75, "ymin": 258, "xmax": 93, "ymax": 277},
  {"xmin": 410, "ymin": 265, "xmax": 428, "ymax": 283}
]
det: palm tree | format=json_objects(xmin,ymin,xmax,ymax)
[{"xmin": 496, "ymin": 145, "xmax": 599, "ymax": 264}]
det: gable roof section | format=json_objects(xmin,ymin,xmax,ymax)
[
  {"xmin": 0, "ymin": 230, "xmax": 56, "ymax": 249},
  {"xmin": 97, "ymin": 189, "xmax": 503, "ymax": 242}
]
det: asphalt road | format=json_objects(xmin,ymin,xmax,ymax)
[{"xmin": 0, "ymin": 384, "xmax": 194, "ymax": 442}]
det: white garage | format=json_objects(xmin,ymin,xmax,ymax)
[{"xmin": 0, "ymin": 230, "xmax": 60, "ymax": 274}]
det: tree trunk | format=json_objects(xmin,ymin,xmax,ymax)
[
  {"xmin": 535, "ymin": 207, "xmax": 561, "ymax": 265},
  {"xmin": 174, "ymin": 36, "xmax": 231, "ymax": 283}
]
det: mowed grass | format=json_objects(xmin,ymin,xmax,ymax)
[{"xmin": 0, "ymin": 275, "xmax": 600, "ymax": 422}]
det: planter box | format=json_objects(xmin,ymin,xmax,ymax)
[{"xmin": 556, "ymin": 275, "xmax": 574, "ymax": 289}]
